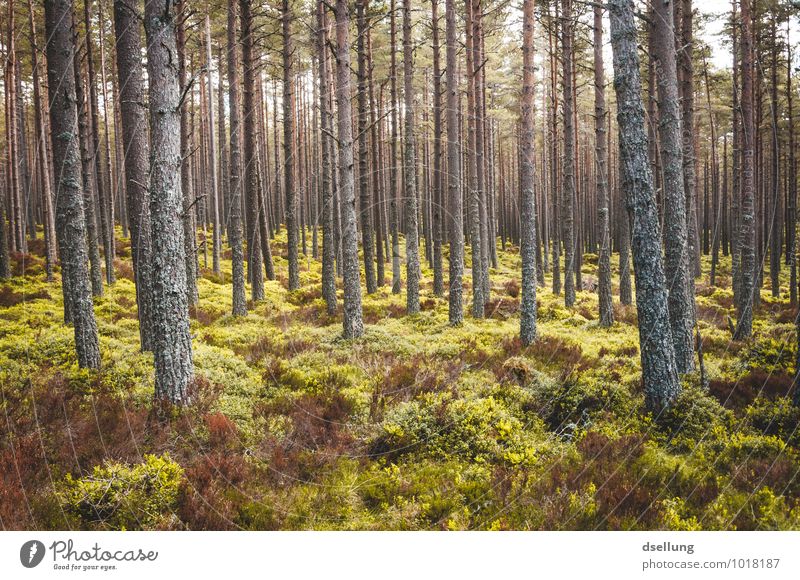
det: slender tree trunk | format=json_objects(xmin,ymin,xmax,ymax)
[
  {"xmin": 769, "ymin": 14, "xmax": 781, "ymax": 298},
  {"xmin": 73, "ymin": 35, "xmax": 104, "ymax": 297},
  {"xmin": 473, "ymin": 0, "xmax": 490, "ymax": 303},
  {"xmin": 446, "ymin": 0, "xmax": 463, "ymax": 325},
  {"xmin": 356, "ymin": 0, "xmax": 376, "ymax": 294},
  {"xmin": 389, "ymin": 0, "xmax": 402, "ymax": 294},
  {"xmin": 176, "ymin": 0, "xmax": 198, "ymax": 306},
  {"xmin": 144, "ymin": 0, "xmax": 194, "ymax": 403},
  {"xmin": 228, "ymin": 0, "xmax": 247, "ymax": 316},
  {"xmin": 548, "ymin": 3, "xmax": 560, "ymax": 297},
  {"xmin": 84, "ymin": 0, "xmax": 114, "ymax": 286},
  {"xmin": 403, "ymin": 0, "xmax": 420, "ymax": 314},
  {"xmin": 466, "ymin": 0, "xmax": 483, "ymax": 317},
  {"xmin": 561, "ymin": 0, "xmax": 576, "ymax": 308},
  {"xmin": 609, "ymin": 0, "xmax": 680, "ymax": 412},
  {"xmin": 431, "ymin": 0, "xmax": 444, "ymax": 297},
  {"xmin": 113, "ymin": 0, "xmax": 155, "ymax": 350},
  {"xmin": 318, "ymin": 1, "xmax": 337, "ymax": 315},
  {"xmin": 519, "ymin": 0, "xmax": 538, "ymax": 345},
  {"xmin": 335, "ymin": 0, "xmax": 364, "ymax": 338},
  {"xmin": 735, "ymin": 0, "xmax": 756, "ymax": 340},
  {"xmin": 704, "ymin": 57, "xmax": 721, "ymax": 287},
  {"xmin": 240, "ymin": 0, "xmax": 265, "ymax": 300},
  {"xmin": 44, "ymin": 0, "xmax": 101, "ymax": 369},
  {"xmin": 788, "ymin": 26, "xmax": 797, "ymax": 307},
  {"xmin": 27, "ymin": 0, "xmax": 57, "ymax": 280},
  {"xmin": 204, "ymin": 15, "xmax": 222, "ymax": 276},
  {"xmin": 680, "ymin": 0, "xmax": 701, "ymax": 278},
  {"xmin": 283, "ymin": 0, "xmax": 299, "ymax": 291},
  {"xmin": 593, "ymin": 4, "xmax": 613, "ymax": 327},
  {"xmin": 652, "ymin": 0, "xmax": 695, "ymax": 373}
]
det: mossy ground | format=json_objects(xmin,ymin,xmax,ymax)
[{"xmin": 1, "ymin": 230, "xmax": 799, "ymax": 530}]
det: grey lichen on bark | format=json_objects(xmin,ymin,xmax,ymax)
[
  {"xmin": 519, "ymin": 0, "xmax": 538, "ymax": 346},
  {"xmin": 651, "ymin": 0, "xmax": 695, "ymax": 373},
  {"xmin": 336, "ymin": 0, "xmax": 365, "ymax": 338},
  {"xmin": 44, "ymin": 0, "xmax": 101, "ymax": 369},
  {"xmin": 609, "ymin": 0, "xmax": 681, "ymax": 413},
  {"xmin": 144, "ymin": 0, "xmax": 195, "ymax": 404}
]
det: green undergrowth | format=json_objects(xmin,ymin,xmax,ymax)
[{"xmin": 2, "ymin": 228, "xmax": 800, "ymax": 530}]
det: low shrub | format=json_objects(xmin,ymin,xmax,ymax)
[{"xmin": 60, "ymin": 454, "xmax": 184, "ymax": 530}]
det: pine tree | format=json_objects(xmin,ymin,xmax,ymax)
[
  {"xmin": 144, "ymin": 0, "xmax": 194, "ymax": 403},
  {"xmin": 608, "ymin": 0, "xmax": 680, "ymax": 412},
  {"xmin": 44, "ymin": 0, "xmax": 101, "ymax": 369},
  {"xmin": 519, "ymin": 0, "xmax": 538, "ymax": 345}
]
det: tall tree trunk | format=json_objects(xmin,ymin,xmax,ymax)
[
  {"xmin": 561, "ymin": 0, "xmax": 576, "ymax": 307},
  {"xmin": 356, "ymin": 0, "xmax": 376, "ymax": 294},
  {"xmin": 389, "ymin": 0, "xmax": 402, "ymax": 294},
  {"xmin": 548, "ymin": 3, "xmax": 560, "ymax": 297},
  {"xmin": 609, "ymin": 0, "xmax": 680, "ymax": 412},
  {"xmin": 144, "ymin": 0, "xmax": 194, "ymax": 403},
  {"xmin": 176, "ymin": 0, "xmax": 198, "ymax": 305},
  {"xmin": 735, "ymin": 0, "xmax": 756, "ymax": 340},
  {"xmin": 519, "ymin": 0, "xmax": 538, "ymax": 345},
  {"xmin": 84, "ymin": 0, "xmax": 114, "ymax": 285},
  {"xmin": 317, "ymin": 1, "xmax": 337, "ymax": 315},
  {"xmin": 431, "ymin": 0, "xmax": 444, "ymax": 297},
  {"xmin": 367, "ymin": 27, "xmax": 385, "ymax": 288},
  {"xmin": 446, "ymin": 0, "xmax": 463, "ymax": 325},
  {"xmin": 403, "ymin": 0, "xmax": 420, "ymax": 314},
  {"xmin": 335, "ymin": 0, "xmax": 364, "ymax": 338},
  {"xmin": 680, "ymin": 0, "xmax": 701, "ymax": 278},
  {"xmin": 204, "ymin": 15, "xmax": 222, "ymax": 276},
  {"xmin": 704, "ymin": 56, "xmax": 721, "ymax": 287},
  {"xmin": 283, "ymin": 0, "xmax": 299, "ymax": 291},
  {"xmin": 73, "ymin": 35, "xmax": 104, "ymax": 297},
  {"xmin": 44, "ymin": 0, "xmax": 101, "ymax": 369},
  {"xmin": 228, "ymin": 0, "xmax": 247, "ymax": 316},
  {"xmin": 593, "ymin": 4, "xmax": 613, "ymax": 327},
  {"xmin": 113, "ymin": 0, "xmax": 155, "ymax": 351},
  {"xmin": 473, "ymin": 0, "xmax": 490, "ymax": 303},
  {"xmin": 788, "ymin": 24, "xmax": 797, "ymax": 307},
  {"xmin": 768, "ymin": 13, "xmax": 780, "ymax": 298},
  {"xmin": 652, "ymin": 0, "xmax": 695, "ymax": 373},
  {"xmin": 240, "ymin": 0, "xmax": 265, "ymax": 300},
  {"xmin": 27, "ymin": 0, "xmax": 57, "ymax": 280},
  {"xmin": 465, "ymin": 0, "xmax": 483, "ymax": 316}
]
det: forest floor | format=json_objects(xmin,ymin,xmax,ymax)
[{"xmin": 2, "ymin": 230, "xmax": 800, "ymax": 530}]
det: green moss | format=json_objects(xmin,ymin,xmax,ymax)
[{"xmin": 59, "ymin": 454, "xmax": 184, "ymax": 530}]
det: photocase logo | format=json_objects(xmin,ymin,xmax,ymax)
[{"xmin": 20, "ymin": 540, "xmax": 46, "ymax": 568}]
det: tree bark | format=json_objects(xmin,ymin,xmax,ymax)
[
  {"xmin": 73, "ymin": 34, "xmax": 104, "ymax": 297},
  {"xmin": 113, "ymin": 0, "xmax": 155, "ymax": 350},
  {"xmin": 735, "ymin": 0, "xmax": 756, "ymax": 339},
  {"xmin": 317, "ymin": 1, "xmax": 337, "ymax": 315},
  {"xmin": 283, "ymin": 0, "xmax": 299, "ymax": 291},
  {"xmin": 144, "ymin": 0, "xmax": 195, "ymax": 403},
  {"xmin": 176, "ymin": 0, "xmax": 198, "ymax": 306},
  {"xmin": 446, "ymin": 0, "xmax": 463, "ymax": 325},
  {"xmin": 651, "ymin": 0, "xmax": 695, "ymax": 373},
  {"xmin": 593, "ymin": 4, "xmax": 613, "ymax": 327},
  {"xmin": 335, "ymin": 0, "xmax": 365, "ymax": 338},
  {"xmin": 561, "ymin": 0, "xmax": 576, "ymax": 307},
  {"xmin": 228, "ymin": 0, "xmax": 247, "ymax": 316},
  {"xmin": 389, "ymin": 0, "xmax": 402, "ymax": 294},
  {"xmin": 431, "ymin": 0, "xmax": 444, "ymax": 297},
  {"xmin": 403, "ymin": 0, "xmax": 420, "ymax": 314},
  {"xmin": 519, "ymin": 0, "xmax": 538, "ymax": 345},
  {"xmin": 609, "ymin": 0, "xmax": 680, "ymax": 412},
  {"xmin": 44, "ymin": 0, "xmax": 101, "ymax": 368},
  {"xmin": 356, "ymin": 0, "xmax": 377, "ymax": 294},
  {"xmin": 204, "ymin": 15, "xmax": 222, "ymax": 276}
]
